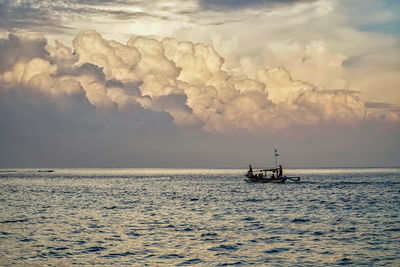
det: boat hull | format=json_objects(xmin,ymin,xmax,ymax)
[{"xmin": 246, "ymin": 176, "xmax": 287, "ymax": 183}]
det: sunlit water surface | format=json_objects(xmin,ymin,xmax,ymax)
[{"xmin": 0, "ymin": 168, "xmax": 399, "ymax": 265}]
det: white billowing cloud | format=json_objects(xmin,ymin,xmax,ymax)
[
  {"xmin": 163, "ymin": 0, "xmax": 399, "ymax": 109},
  {"xmin": 0, "ymin": 58, "xmax": 54, "ymax": 89},
  {"xmin": 261, "ymin": 40, "xmax": 347, "ymax": 90},
  {"xmin": 2, "ymin": 0, "xmax": 399, "ymax": 109},
  {"xmin": 162, "ymin": 38, "xmax": 224, "ymax": 85},
  {"xmin": 73, "ymin": 31, "xmax": 141, "ymax": 82},
  {"xmin": 255, "ymin": 67, "xmax": 311, "ymax": 103},
  {"xmin": 72, "ymin": 31, "xmax": 200, "ymax": 126},
  {"xmin": 0, "ymin": 31, "xmax": 398, "ymax": 135}
]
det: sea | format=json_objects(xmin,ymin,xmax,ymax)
[{"xmin": 0, "ymin": 168, "xmax": 399, "ymax": 266}]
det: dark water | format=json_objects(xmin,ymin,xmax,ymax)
[{"xmin": 0, "ymin": 168, "xmax": 399, "ymax": 265}]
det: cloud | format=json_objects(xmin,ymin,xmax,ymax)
[
  {"xmin": 0, "ymin": 31, "xmax": 399, "ymax": 168},
  {"xmin": 199, "ymin": 0, "xmax": 320, "ymax": 10},
  {"xmin": 0, "ymin": 31, "xmax": 398, "ymax": 141},
  {"xmin": 176, "ymin": 0, "xmax": 400, "ymax": 110},
  {"xmin": 0, "ymin": 0, "xmax": 69, "ymax": 34},
  {"xmin": 0, "ymin": 0, "xmax": 199, "ymax": 38},
  {"xmin": 0, "ymin": 85, "xmax": 182, "ymax": 167},
  {"xmin": 1, "ymin": 31, "xmax": 399, "ymax": 136},
  {"xmin": 1, "ymin": 1, "xmax": 399, "ymax": 168},
  {"xmin": 2, "ymin": 83, "xmax": 399, "ymax": 168}
]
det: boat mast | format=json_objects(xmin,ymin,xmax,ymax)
[{"xmin": 274, "ymin": 149, "xmax": 278, "ymax": 169}]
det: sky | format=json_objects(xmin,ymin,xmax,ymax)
[{"xmin": 0, "ymin": 0, "xmax": 399, "ymax": 168}]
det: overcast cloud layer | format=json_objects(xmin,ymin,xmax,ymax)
[{"xmin": 0, "ymin": 0, "xmax": 399, "ymax": 167}]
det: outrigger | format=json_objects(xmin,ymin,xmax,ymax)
[{"xmin": 245, "ymin": 150, "xmax": 300, "ymax": 183}]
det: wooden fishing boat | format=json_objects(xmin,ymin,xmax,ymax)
[
  {"xmin": 245, "ymin": 165, "xmax": 287, "ymax": 183},
  {"xmin": 245, "ymin": 149, "xmax": 300, "ymax": 183}
]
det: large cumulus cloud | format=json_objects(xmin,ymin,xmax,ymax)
[
  {"xmin": 1, "ymin": 31, "xmax": 400, "ymax": 168},
  {"xmin": 0, "ymin": 31, "xmax": 398, "ymax": 137}
]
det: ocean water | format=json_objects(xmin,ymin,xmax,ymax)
[{"xmin": 0, "ymin": 168, "xmax": 399, "ymax": 266}]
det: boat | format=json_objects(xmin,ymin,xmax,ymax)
[
  {"xmin": 245, "ymin": 165, "xmax": 287, "ymax": 183},
  {"xmin": 38, "ymin": 170, "xmax": 54, "ymax": 173},
  {"xmin": 245, "ymin": 149, "xmax": 300, "ymax": 183},
  {"xmin": 245, "ymin": 164, "xmax": 300, "ymax": 183}
]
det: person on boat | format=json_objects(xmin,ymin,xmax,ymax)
[
  {"xmin": 258, "ymin": 172, "xmax": 263, "ymax": 179},
  {"xmin": 247, "ymin": 165, "xmax": 253, "ymax": 178},
  {"xmin": 271, "ymin": 172, "xmax": 275, "ymax": 179},
  {"xmin": 278, "ymin": 165, "xmax": 283, "ymax": 177}
]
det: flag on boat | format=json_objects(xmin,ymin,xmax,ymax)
[{"xmin": 274, "ymin": 149, "xmax": 279, "ymax": 157}]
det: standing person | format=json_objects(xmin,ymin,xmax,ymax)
[
  {"xmin": 279, "ymin": 165, "xmax": 283, "ymax": 177},
  {"xmin": 247, "ymin": 165, "xmax": 253, "ymax": 177}
]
